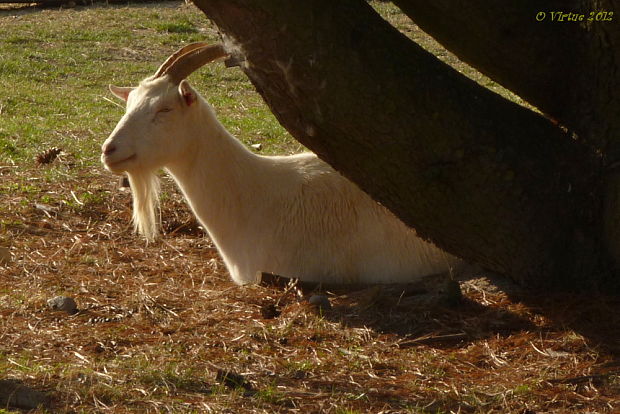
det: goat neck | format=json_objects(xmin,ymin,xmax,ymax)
[{"xmin": 164, "ymin": 97, "xmax": 265, "ymax": 238}]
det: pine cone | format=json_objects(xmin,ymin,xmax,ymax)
[{"xmin": 35, "ymin": 147, "xmax": 62, "ymax": 165}]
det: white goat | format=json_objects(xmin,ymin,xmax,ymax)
[{"xmin": 101, "ymin": 42, "xmax": 459, "ymax": 285}]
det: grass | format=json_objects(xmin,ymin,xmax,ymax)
[
  {"xmin": 0, "ymin": 1, "xmax": 293, "ymax": 167},
  {"xmin": 0, "ymin": 1, "xmax": 619, "ymax": 413}
]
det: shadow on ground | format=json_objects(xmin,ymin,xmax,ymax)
[{"xmin": 290, "ymin": 269, "xmax": 620, "ymax": 356}]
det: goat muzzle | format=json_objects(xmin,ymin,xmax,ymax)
[{"xmin": 102, "ymin": 143, "xmax": 116, "ymax": 156}]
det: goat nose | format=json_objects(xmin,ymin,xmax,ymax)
[{"xmin": 103, "ymin": 144, "xmax": 116, "ymax": 155}]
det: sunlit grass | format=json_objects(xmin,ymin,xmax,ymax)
[{"xmin": 0, "ymin": 1, "xmax": 292, "ymax": 168}]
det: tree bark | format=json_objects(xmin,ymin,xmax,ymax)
[
  {"xmin": 390, "ymin": 1, "xmax": 620, "ymax": 158},
  {"xmin": 387, "ymin": 0, "xmax": 620, "ymax": 274},
  {"xmin": 192, "ymin": 0, "xmax": 616, "ymax": 289}
]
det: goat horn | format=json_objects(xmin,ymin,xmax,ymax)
[
  {"xmin": 154, "ymin": 42, "xmax": 211, "ymax": 78},
  {"xmin": 154, "ymin": 42, "xmax": 229, "ymax": 83}
]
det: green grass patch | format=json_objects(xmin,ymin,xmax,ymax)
[
  {"xmin": 155, "ymin": 19, "xmax": 198, "ymax": 34},
  {"xmin": 0, "ymin": 1, "xmax": 292, "ymax": 169}
]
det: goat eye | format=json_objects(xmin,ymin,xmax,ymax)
[{"xmin": 153, "ymin": 108, "xmax": 172, "ymax": 121}]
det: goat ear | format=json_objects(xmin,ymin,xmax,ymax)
[
  {"xmin": 109, "ymin": 85, "xmax": 134, "ymax": 102},
  {"xmin": 179, "ymin": 80, "xmax": 197, "ymax": 107}
]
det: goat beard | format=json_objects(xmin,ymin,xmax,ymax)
[{"xmin": 127, "ymin": 170, "xmax": 160, "ymax": 242}]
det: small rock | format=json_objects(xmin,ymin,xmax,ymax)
[
  {"xmin": 308, "ymin": 294, "xmax": 331, "ymax": 311},
  {"xmin": 34, "ymin": 203, "xmax": 59, "ymax": 216},
  {"xmin": 250, "ymin": 143, "xmax": 262, "ymax": 151},
  {"xmin": 0, "ymin": 379, "xmax": 49, "ymax": 410},
  {"xmin": 47, "ymin": 296, "xmax": 78, "ymax": 314},
  {"xmin": 0, "ymin": 247, "xmax": 11, "ymax": 265}
]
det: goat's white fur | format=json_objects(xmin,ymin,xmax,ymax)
[{"xmin": 102, "ymin": 73, "xmax": 459, "ymax": 285}]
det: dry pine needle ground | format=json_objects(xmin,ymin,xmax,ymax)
[
  {"xmin": 0, "ymin": 1, "xmax": 619, "ymax": 412},
  {"xmin": 0, "ymin": 162, "xmax": 619, "ymax": 413}
]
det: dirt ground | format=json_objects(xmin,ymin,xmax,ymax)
[{"xmin": 1, "ymin": 160, "xmax": 619, "ymax": 413}]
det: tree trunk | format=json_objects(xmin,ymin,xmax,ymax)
[
  {"xmin": 390, "ymin": 1, "xmax": 620, "ymax": 157},
  {"xmin": 192, "ymin": 0, "xmax": 619, "ymax": 290},
  {"xmin": 388, "ymin": 1, "xmax": 620, "ymax": 272}
]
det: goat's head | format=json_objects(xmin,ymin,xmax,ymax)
[
  {"xmin": 101, "ymin": 43, "xmax": 228, "ymax": 240},
  {"xmin": 101, "ymin": 42, "xmax": 228, "ymax": 174}
]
